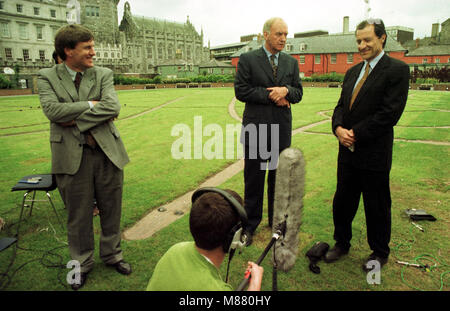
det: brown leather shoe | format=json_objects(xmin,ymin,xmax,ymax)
[
  {"xmin": 107, "ymin": 260, "xmax": 132, "ymax": 275},
  {"xmin": 362, "ymin": 254, "xmax": 388, "ymax": 272},
  {"xmin": 324, "ymin": 245, "xmax": 349, "ymax": 263}
]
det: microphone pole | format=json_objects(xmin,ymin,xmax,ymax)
[{"xmin": 235, "ymin": 220, "xmax": 287, "ymax": 291}]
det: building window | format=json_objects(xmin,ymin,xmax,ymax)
[
  {"xmin": 36, "ymin": 25, "xmax": 43, "ymax": 40},
  {"xmin": 104, "ymin": 52, "xmax": 108, "ymax": 58},
  {"xmin": 5, "ymin": 48, "xmax": 12, "ymax": 59},
  {"xmin": 286, "ymin": 44, "xmax": 292, "ymax": 52},
  {"xmin": 0, "ymin": 1, "xmax": 4, "ymax": 10},
  {"xmin": 86, "ymin": 6, "xmax": 100, "ymax": 17},
  {"xmin": 111, "ymin": 52, "xmax": 115, "ymax": 58},
  {"xmin": 299, "ymin": 55, "xmax": 305, "ymax": 64},
  {"xmin": 423, "ymin": 58, "xmax": 428, "ymax": 64},
  {"xmin": 34, "ymin": 7, "xmax": 40, "ymax": 15},
  {"xmin": 435, "ymin": 58, "xmax": 440, "ymax": 64},
  {"xmin": 331, "ymin": 54, "xmax": 337, "ymax": 64},
  {"xmin": 39, "ymin": 50, "xmax": 45, "ymax": 61},
  {"xmin": 50, "ymin": 9, "xmax": 56, "ymax": 18},
  {"xmin": 1, "ymin": 22, "xmax": 10, "ymax": 38},
  {"xmin": 147, "ymin": 46, "xmax": 153, "ymax": 58},
  {"xmin": 347, "ymin": 54, "xmax": 353, "ymax": 64},
  {"xmin": 16, "ymin": 4, "xmax": 23, "ymax": 13},
  {"xmin": 300, "ymin": 43, "xmax": 307, "ymax": 51},
  {"xmin": 315, "ymin": 55, "xmax": 321, "ymax": 64},
  {"xmin": 23, "ymin": 49, "xmax": 30, "ymax": 61},
  {"xmin": 18, "ymin": 24, "xmax": 28, "ymax": 40}
]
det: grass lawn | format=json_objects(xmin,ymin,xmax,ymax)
[{"xmin": 0, "ymin": 87, "xmax": 448, "ymax": 291}]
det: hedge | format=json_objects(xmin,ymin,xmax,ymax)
[{"xmin": 113, "ymin": 74, "xmax": 234, "ymax": 85}]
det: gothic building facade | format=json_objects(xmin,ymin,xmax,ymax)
[{"xmin": 0, "ymin": 0, "xmax": 209, "ymax": 77}]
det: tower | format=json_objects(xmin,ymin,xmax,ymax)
[{"xmin": 79, "ymin": 0, "xmax": 120, "ymax": 45}]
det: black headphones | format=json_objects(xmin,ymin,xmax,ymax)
[{"xmin": 191, "ymin": 187, "xmax": 248, "ymax": 253}]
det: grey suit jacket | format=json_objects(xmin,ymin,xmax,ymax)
[
  {"xmin": 234, "ymin": 47, "xmax": 303, "ymax": 151},
  {"xmin": 38, "ymin": 64, "xmax": 129, "ymax": 175}
]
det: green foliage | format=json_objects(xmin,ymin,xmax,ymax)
[
  {"xmin": 0, "ymin": 74, "xmax": 12, "ymax": 89},
  {"xmin": 302, "ymin": 72, "xmax": 345, "ymax": 83},
  {"xmin": 415, "ymin": 78, "xmax": 440, "ymax": 84},
  {"xmin": 113, "ymin": 74, "xmax": 234, "ymax": 85}
]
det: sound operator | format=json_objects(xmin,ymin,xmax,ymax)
[{"xmin": 146, "ymin": 189, "xmax": 264, "ymax": 291}]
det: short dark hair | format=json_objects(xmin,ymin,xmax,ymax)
[
  {"xmin": 189, "ymin": 190, "xmax": 242, "ymax": 251},
  {"xmin": 54, "ymin": 24, "xmax": 94, "ymax": 61},
  {"xmin": 52, "ymin": 50, "xmax": 60, "ymax": 64},
  {"xmin": 356, "ymin": 18, "xmax": 387, "ymax": 48}
]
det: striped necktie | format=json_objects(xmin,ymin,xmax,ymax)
[
  {"xmin": 350, "ymin": 64, "xmax": 370, "ymax": 109},
  {"xmin": 74, "ymin": 72, "xmax": 82, "ymax": 92},
  {"xmin": 270, "ymin": 54, "xmax": 277, "ymax": 79}
]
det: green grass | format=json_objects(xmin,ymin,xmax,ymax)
[{"xmin": 0, "ymin": 87, "xmax": 448, "ymax": 291}]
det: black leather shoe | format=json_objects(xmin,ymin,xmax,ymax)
[
  {"xmin": 71, "ymin": 272, "xmax": 88, "ymax": 291},
  {"xmin": 243, "ymin": 231, "xmax": 253, "ymax": 247},
  {"xmin": 362, "ymin": 254, "xmax": 388, "ymax": 272},
  {"xmin": 107, "ymin": 260, "xmax": 132, "ymax": 275},
  {"xmin": 324, "ymin": 245, "xmax": 349, "ymax": 263}
]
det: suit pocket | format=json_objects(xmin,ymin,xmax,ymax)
[
  {"xmin": 109, "ymin": 122, "xmax": 120, "ymax": 138},
  {"xmin": 50, "ymin": 132, "xmax": 62, "ymax": 143}
]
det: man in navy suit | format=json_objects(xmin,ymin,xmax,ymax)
[
  {"xmin": 326, "ymin": 19, "xmax": 409, "ymax": 271},
  {"xmin": 234, "ymin": 18, "xmax": 303, "ymax": 244}
]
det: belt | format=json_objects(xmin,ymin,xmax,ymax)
[{"xmin": 83, "ymin": 132, "xmax": 97, "ymax": 149}]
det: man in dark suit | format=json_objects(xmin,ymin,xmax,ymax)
[
  {"xmin": 325, "ymin": 19, "xmax": 409, "ymax": 271},
  {"xmin": 38, "ymin": 25, "xmax": 131, "ymax": 290},
  {"xmin": 234, "ymin": 18, "xmax": 303, "ymax": 244}
]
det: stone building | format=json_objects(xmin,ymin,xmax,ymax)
[
  {"xmin": 118, "ymin": 1, "xmax": 208, "ymax": 75},
  {"xmin": 0, "ymin": 0, "xmax": 209, "ymax": 82}
]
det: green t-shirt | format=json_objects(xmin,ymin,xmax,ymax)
[{"xmin": 146, "ymin": 241, "xmax": 233, "ymax": 291}]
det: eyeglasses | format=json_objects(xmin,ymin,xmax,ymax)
[{"xmin": 367, "ymin": 18, "xmax": 382, "ymax": 25}]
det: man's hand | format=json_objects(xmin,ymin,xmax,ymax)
[
  {"xmin": 267, "ymin": 86, "xmax": 288, "ymax": 103},
  {"xmin": 335, "ymin": 126, "xmax": 356, "ymax": 147},
  {"xmin": 246, "ymin": 261, "xmax": 264, "ymax": 291},
  {"xmin": 275, "ymin": 97, "xmax": 291, "ymax": 108}
]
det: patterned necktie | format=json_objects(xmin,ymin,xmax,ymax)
[
  {"xmin": 350, "ymin": 64, "xmax": 370, "ymax": 109},
  {"xmin": 74, "ymin": 72, "xmax": 82, "ymax": 92},
  {"xmin": 270, "ymin": 54, "xmax": 277, "ymax": 79}
]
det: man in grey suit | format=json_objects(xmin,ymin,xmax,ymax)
[
  {"xmin": 234, "ymin": 18, "xmax": 303, "ymax": 244},
  {"xmin": 38, "ymin": 24, "xmax": 131, "ymax": 290}
]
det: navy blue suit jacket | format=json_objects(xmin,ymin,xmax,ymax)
[{"xmin": 332, "ymin": 54, "xmax": 410, "ymax": 171}]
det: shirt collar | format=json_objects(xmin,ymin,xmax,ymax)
[
  {"xmin": 262, "ymin": 45, "xmax": 279, "ymax": 61},
  {"xmin": 365, "ymin": 50, "xmax": 385, "ymax": 70},
  {"xmin": 64, "ymin": 63, "xmax": 83, "ymax": 81}
]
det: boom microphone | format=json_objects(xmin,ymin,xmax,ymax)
[{"xmin": 272, "ymin": 147, "xmax": 305, "ymax": 272}]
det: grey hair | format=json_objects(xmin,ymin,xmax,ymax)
[{"xmin": 263, "ymin": 17, "xmax": 285, "ymax": 34}]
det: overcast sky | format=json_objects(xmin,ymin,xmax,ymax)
[{"xmin": 117, "ymin": 0, "xmax": 449, "ymax": 47}]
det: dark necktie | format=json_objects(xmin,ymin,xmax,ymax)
[
  {"xmin": 350, "ymin": 64, "xmax": 370, "ymax": 109},
  {"xmin": 270, "ymin": 54, "xmax": 277, "ymax": 79},
  {"xmin": 74, "ymin": 72, "xmax": 82, "ymax": 92}
]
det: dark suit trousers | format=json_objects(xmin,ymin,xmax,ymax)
[
  {"xmin": 332, "ymin": 162, "xmax": 392, "ymax": 258},
  {"xmin": 56, "ymin": 146, "xmax": 124, "ymax": 272},
  {"xmin": 243, "ymin": 146, "xmax": 277, "ymax": 234}
]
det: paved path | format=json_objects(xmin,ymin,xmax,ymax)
[
  {"xmin": 123, "ymin": 98, "xmax": 334, "ymax": 240},
  {"xmin": 123, "ymin": 97, "xmax": 450, "ymax": 240}
]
